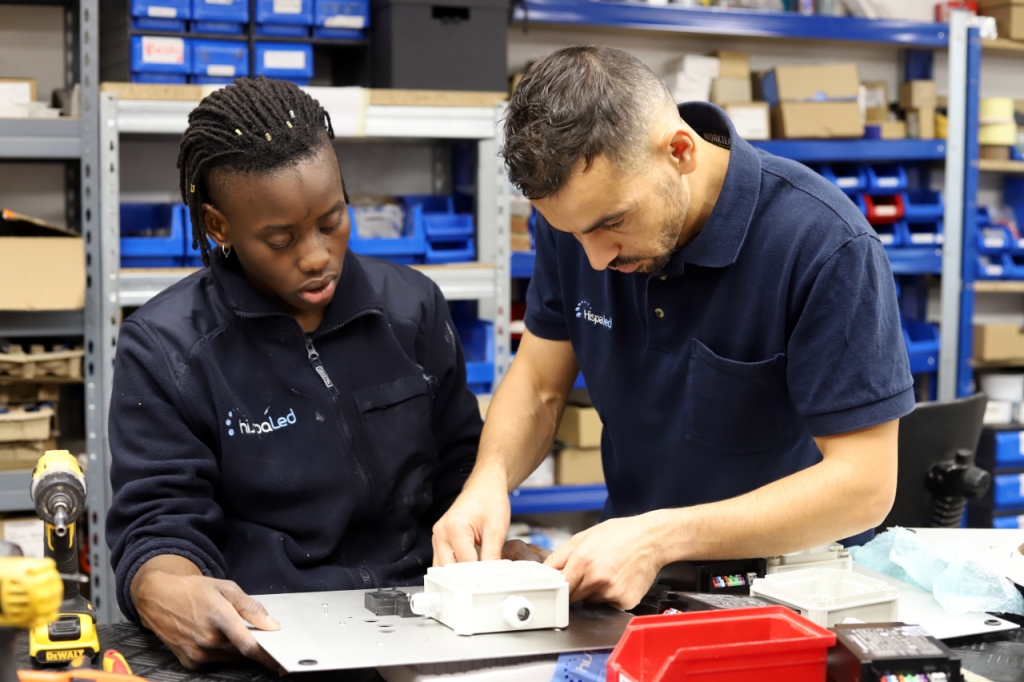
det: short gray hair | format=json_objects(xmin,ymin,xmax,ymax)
[{"xmin": 502, "ymin": 46, "xmax": 674, "ymax": 200}]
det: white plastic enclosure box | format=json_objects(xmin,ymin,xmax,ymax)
[
  {"xmin": 749, "ymin": 567, "xmax": 899, "ymax": 628},
  {"xmin": 409, "ymin": 560, "xmax": 570, "ymax": 636},
  {"xmin": 765, "ymin": 543, "xmax": 854, "ymax": 574}
]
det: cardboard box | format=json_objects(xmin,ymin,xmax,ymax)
[
  {"xmin": 725, "ymin": 102, "xmax": 771, "ymax": 140},
  {"xmin": 670, "ymin": 72, "xmax": 711, "ymax": 103},
  {"xmin": 874, "ymin": 120, "xmax": 907, "ymax": 140},
  {"xmin": 980, "ymin": 145, "xmax": 1012, "ymax": 160},
  {"xmin": 986, "ymin": 5, "xmax": 1024, "ymax": 40},
  {"xmin": 0, "ymin": 406, "xmax": 53, "ymax": 443},
  {"xmin": 772, "ymin": 102, "xmax": 864, "ymax": 139},
  {"xmin": 0, "ymin": 516, "xmax": 45, "ymax": 557},
  {"xmin": 899, "ymin": 81, "xmax": 938, "ymax": 110},
  {"xmin": 761, "ymin": 63, "xmax": 860, "ymax": 107},
  {"xmin": 907, "ymin": 108, "xmax": 936, "ymax": 140},
  {"xmin": 556, "ymin": 447, "xmax": 604, "ymax": 486},
  {"xmin": 669, "ymin": 54, "xmax": 720, "ymax": 80},
  {"xmin": 975, "ymin": 323, "xmax": 1024, "ymax": 361},
  {"xmin": 977, "ymin": 0, "xmax": 1024, "ymax": 7},
  {"xmin": 862, "ymin": 81, "xmax": 890, "ymax": 122},
  {"xmin": 0, "ymin": 78, "xmax": 36, "ymax": 106},
  {"xmin": 710, "ymin": 77, "xmax": 752, "ymax": 106},
  {"xmin": 713, "ymin": 50, "xmax": 750, "ymax": 79},
  {"xmin": 0, "ymin": 441, "xmax": 47, "ymax": 472},
  {"xmin": 521, "ymin": 454, "xmax": 555, "ymax": 488},
  {"xmin": 0, "ymin": 210, "xmax": 84, "ymax": 311},
  {"xmin": 556, "ymin": 405, "xmax": 603, "ymax": 448}
]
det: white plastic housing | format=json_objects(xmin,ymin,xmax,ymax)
[
  {"xmin": 765, "ymin": 543, "xmax": 854, "ymax": 575},
  {"xmin": 750, "ymin": 567, "xmax": 899, "ymax": 628},
  {"xmin": 411, "ymin": 560, "xmax": 569, "ymax": 636}
]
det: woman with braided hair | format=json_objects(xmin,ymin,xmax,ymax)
[{"xmin": 105, "ymin": 77, "xmax": 483, "ymax": 672}]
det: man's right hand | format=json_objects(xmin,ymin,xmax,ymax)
[
  {"xmin": 432, "ymin": 467, "xmax": 511, "ymax": 565},
  {"xmin": 131, "ymin": 554, "xmax": 282, "ymax": 671}
]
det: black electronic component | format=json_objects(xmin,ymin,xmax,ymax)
[
  {"xmin": 828, "ymin": 623, "xmax": 962, "ymax": 682},
  {"xmin": 364, "ymin": 588, "xmax": 416, "ymax": 617},
  {"xmin": 655, "ymin": 558, "xmax": 768, "ymax": 595}
]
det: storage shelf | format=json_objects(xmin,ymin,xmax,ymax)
[
  {"xmin": 0, "ymin": 310, "xmax": 84, "ymax": 337},
  {"xmin": 886, "ymin": 247, "xmax": 943, "ymax": 275},
  {"xmin": 973, "ymin": 281, "xmax": 1024, "ymax": 293},
  {"xmin": 511, "ymin": 0, "xmax": 949, "ymax": 47},
  {"xmin": 978, "ymin": 159, "xmax": 1024, "ymax": 174},
  {"xmin": 973, "ymin": 358, "xmax": 1024, "ymax": 369},
  {"xmin": 511, "ymin": 252, "xmax": 535, "ymax": 279},
  {"xmin": 0, "ymin": 472, "xmax": 32, "ymax": 513},
  {"xmin": 0, "ymin": 118, "xmax": 81, "ymax": 159},
  {"xmin": 118, "ymin": 264, "xmax": 497, "ymax": 307},
  {"xmin": 982, "ymin": 38, "xmax": 1024, "ymax": 56},
  {"xmin": 126, "ymin": 29, "xmax": 368, "ymax": 47},
  {"xmin": 750, "ymin": 139, "xmax": 946, "ymax": 162},
  {"xmin": 509, "ymin": 484, "xmax": 608, "ymax": 515}
]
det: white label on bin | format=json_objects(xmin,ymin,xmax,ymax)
[
  {"xmin": 1017, "ymin": 433, "xmax": 1024, "ymax": 457},
  {"xmin": 1019, "ymin": 474, "xmax": 1024, "ymax": 497},
  {"xmin": 874, "ymin": 205, "xmax": 897, "ymax": 217},
  {"xmin": 910, "ymin": 234, "xmax": 936, "ymax": 245},
  {"xmin": 325, "ymin": 14, "xmax": 366, "ymax": 28},
  {"xmin": 836, "ymin": 177, "xmax": 858, "ymax": 188},
  {"xmin": 273, "ymin": 0, "xmax": 302, "ymax": 13},
  {"xmin": 878, "ymin": 233, "xmax": 894, "ymax": 245},
  {"xmin": 264, "ymin": 49, "xmax": 306, "ymax": 70},
  {"xmin": 142, "ymin": 36, "xmax": 186, "ymax": 65},
  {"xmin": 207, "ymin": 64, "xmax": 236, "ymax": 77},
  {"xmin": 1018, "ymin": 515, "xmax": 1024, "ymax": 528},
  {"xmin": 985, "ymin": 236, "xmax": 1005, "ymax": 248},
  {"xmin": 877, "ymin": 177, "xmax": 899, "ymax": 187},
  {"xmin": 207, "ymin": 0, "xmax": 235, "ymax": 4},
  {"xmin": 148, "ymin": 5, "xmax": 178, "ymax": 17},
  {"xmin": 1018, "ymin": 238, "xmax": 1024, "ymax": 249}
]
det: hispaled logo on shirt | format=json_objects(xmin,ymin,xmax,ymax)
[
  {"xmin": 224, "ymin": 407, "xmax": 297, "ymax": 436},
  {"xmin": 575, "ymin": 300, "xmax": 612, "ymax": 330}
]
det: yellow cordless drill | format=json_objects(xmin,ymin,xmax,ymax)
[
  {"xmin": 0, "ymin": 540, "xmax": 63, "ymax": 682},
  {"xmin": 28, "ymin": 450, "xmax": 100, "ymax": 667}
]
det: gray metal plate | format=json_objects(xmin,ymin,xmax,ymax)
[{"xmin": 251, "ymin": 587, "xmax": 632, "ymax": 673}]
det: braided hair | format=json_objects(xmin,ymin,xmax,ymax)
[{"xmin": 177, "ymin": 76, "xmax": 340, "ymax": 266}]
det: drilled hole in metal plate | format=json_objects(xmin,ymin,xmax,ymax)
[
  {"xmin": 298, "ymin": 660, "xmax": 317, "ymax": 666},
  {"xmin": 377, "ymin": 623, "xmax": 390, "ymax": 628},
  {"xmin": 92, "ymin": 534, "xmax": 98, "ymax": 546},
  {"xmin": 92, "ymin": 512, "xmax": 98, "ymax": 524},
  {"xmin": 85, "ymin": 208, "xmax": 91, "ymax": 221},
  {"xmin": 381, "ymin": 629, "xmax": 394, "ymax": 634},
  {"xmin": 985, "ymin": 619, "xmax": 1001, "ymax": 626},
  {"xmin": 88, "ymin": 362, "xmax": 94, "ymax": 376},
  {"xmin": 364, "ymin": 619, "xmax": 377, "ymax": 623},
  {"xmin": 86, "ymin": 274, "xmax": 92, "ymax": 289}
]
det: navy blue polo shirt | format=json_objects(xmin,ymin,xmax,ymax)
[{"xmin": 526, "ymin": 102, "xmax": 915, "ymax": 526}]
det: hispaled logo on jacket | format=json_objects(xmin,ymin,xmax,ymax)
[{"xmin": 224, "ymin": 407, "xmax": 297, "ymax": 436}]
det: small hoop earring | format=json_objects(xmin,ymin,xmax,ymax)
[{"xmin": 222, "ymin": 244, "xmax": 232, "ymax": 257}]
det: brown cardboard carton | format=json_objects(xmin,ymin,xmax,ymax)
[
  {"xmin": 556, "ymin": 405, "xmax": 603, "ymax": 448},
  {"xmin": 710, "ymin": 77, "xmax": 752, "ymax": 106},
  {"xmin": 725, "ymin": 102, "xmax": 771, "ymax": 141},
  {"xmin": 899, "ymin": 81, "xmax": 938, "ymax": 110},
  {"xmin": 986, "ymin": 5, "xmax": 1024, "ymax": 40},
  {"xmin": 713, "ymin": 51, "xmax": 750, "ymax": 80},
  {"xmin": 772, "ymin": 102, "xmax": 864, "ymax": 139},
  {"xmin": 980, "ymin": 145, "xmax": 1012, "ymax": 160},
  {"xmin": 975, "ymin": 323, "xmax": 1024, "ymax": 361},
  {"xmin": 556, "ymin": 447, "xmax": 604, "ymax": 485},
  {"xmin": 0, "ymin": 210, "xmax": 84, "ymax": 311},
  {"xmin": 0, "ymin": 440, "xmax": 51, "ymax": 473},
  {"xmin": 907, "ymin": 108, "xmax": 936, "ymax": 140},
  {"xmin": 0, "ymin": 78, "xmax": 37, "ymax": 104},
  {"xmin": 863, "ymin": 81, "xmax": 890, "ymax": 122},
  {"xmin": 877, "ymin": 120, "xmax": 907, "ymax": 140},
  {"xmin": 977, "ymin": 0, "xmax": 1024, "ymax": 7},
  {"xmin": 767, "ymin": 63, "xmax": 860, "ymax": 102}
]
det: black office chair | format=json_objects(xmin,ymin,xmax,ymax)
[{"xmin": 880, "ymin": 393, "xmax": 991, "ymax": 530}]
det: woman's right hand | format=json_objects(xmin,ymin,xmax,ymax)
[{"xmin": 131, "ymin": 554, "xmax": 283, "ymax": 671}]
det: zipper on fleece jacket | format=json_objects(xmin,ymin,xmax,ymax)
[{"xmin": 306, "ymin": 337, "xmax": 340, "ymax": 397}]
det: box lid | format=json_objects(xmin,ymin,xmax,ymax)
[{"xmin": 0, "ymin": 209, "xmax": 78, "ymax": 237}]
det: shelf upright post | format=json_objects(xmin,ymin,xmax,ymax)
[{"xmin": 86, "ymin": 91, "xmax": 124, "ymax": 626}]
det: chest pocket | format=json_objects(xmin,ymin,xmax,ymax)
[
  {"xmin": 685, "ymin": 339, "xmax": 789, "ymax": 455},
  {"xmin": 353, "ymin": 374, "xmax": 435, "ymax": 506}
]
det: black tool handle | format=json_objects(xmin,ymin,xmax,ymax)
[{"xmin": 44, "ymin": 522, "xmax": 80, "ymax": 603}]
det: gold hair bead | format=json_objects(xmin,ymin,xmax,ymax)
[
  {"xmin": 235, "ymin": 129, "xmax": 242, "ymax": 136},
  {"xmin": 286, "ymin": 121, "xmax": 293, "ymax": 128},
  {"xmin": 265, "ymin": 133, "xmax": 272, "ymax": 141},
  {"xmin": 190, "ymin": 183, "xmax": 195, "ymax": 193}
]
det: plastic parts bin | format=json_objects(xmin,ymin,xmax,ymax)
[
  {"xmin": 425, "ymin": 239, "xmax": 475, "ymax": 264},
  {"xmin": 978, "ymin": 224, "xmax": 1012, "ymax": 255},
  {"xmin": 993, "ymin": 473, "xmax": 1024, "ymax": 510},
  {"xmin": 348, "ymin": 206, "xmax": 427, "ymax": 264},
  {"xmin": 455, "ymin": 319, "xmax": 494, "ymax": 395},
  {"xmin": 870, "ymin": 219, "xmax": 902, "ymax": 247},
  {"xmin": 817, "ymin": 163, "xmax": 867, "ymax": 195},
  {"xmin": 903, "ymin": 320, "xmax": 939, "ymax": 374},
  {"xmin": 314, "ymin": 0, "xmax": 369, "ymax": 38},
  {"xmin": 865, "ymin": 163, "xmax": 909, "ymax": 194},
  {"xmin": 131, "ymin": 35, "xmax": 191, "ymax": 77},
  {"xmin": 256, "ymin": 0, "xmax": 313, "ymax": 35},
  {"xmin": 193, "ymin": 0, "xmax": 248, "ymax": 33},
  {"xmin": 1006, "ymin": 253, "xmax": 1024, "ymax": 279},
  {"xmin": 749, "ymin": 568, "xmax": 899, "ymax": 628},
  {"xmin": 905, "ymin": 218, "xmax": 943, "ymax": 245},
  {"xmin": 191, "ymin": 40, "xmax": 249, "ymax": 80},
  {"xmin": 978, "ymin": 254, "xmax": 1008, "ymax": 279},
  {"xmin": 992, "ymin": 430, "xmax": 1024, "ymax": 468},
  {"xmin": 254, "ymin": 42, "xmax": 313, "ymax": 83},
  {"xmin": 993, "ymin": 514, "xmax": 1024, "ymax": 529},
  {"xmin": 121, "ymin": 203, "xmax": 187, "ymax": 267},
  {"xmin": 402, "ymin": 196, "xmax": 474, "ymax": 239},
  {"xmin": 902, "ymin": 190, "xmax": 944, "ymax": 222},
  {"xmin": 132, "ymin": 72, "xmax": 189, "ymax": 84},
  {"xmin": 132, "ymin": 0, "xmax": 190, "ymax": 30},
  {"xmin": 861, "ymin": 193, "xmax": 906, "ymax": 223},
  {"xmin": 606, "ymin": 606, "xmax": 835, "ymax": 682}
]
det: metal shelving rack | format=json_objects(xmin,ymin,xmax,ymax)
[
  {"xmin": 88, "ymin": 87, "xmax": 510, "ymax": 624},
  {"xmin": 0, "ymin": 0, "xmax": 99, "ymax": 526}
]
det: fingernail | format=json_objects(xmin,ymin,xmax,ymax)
[{"xmin": 267, "ymin": 616, "xmax": 280, "ymax": 628}]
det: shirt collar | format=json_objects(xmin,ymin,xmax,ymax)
[
  {"xmin": 662, "ymin": 102, "xmax": 762, "ymax": 275},
  {"xmin": 211, "ymin": 249, "xmax": 383, "ymax": 331}
]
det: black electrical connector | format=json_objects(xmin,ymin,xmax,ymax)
[
  {"xmin": 926, "ymin": 448, "xmax": 991, "ymax": 527},
  {"xmin": 827, "ymin": 623, "xmax": 962, "ymax": 682},
  {"xmin": 364, "ymin": 588, "xmax": 416, "ymax": 617}
]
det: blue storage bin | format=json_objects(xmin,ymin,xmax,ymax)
[
  {"xmin": 257, "ymin": 0, "xmax": 313, "ymax": 22},
  {"xmin": 313, "ymin": 0, "xmax": 369, "ymax": 38},
  {"xmin": 993, "ymin": 472, "xmax": 1024, "ymax": 510},
  {"xmin": 131, "ymin": 36, "xmax": 191, "ymax": 74},
  {"xmin": 866, "ymin": 164, "xmax": 909, "ymax": 194},
  {"xmin": 978, "ymin": 254, "xmax": 1009, "ymax": 279},
  {"xmin": 455, "ymin": 319, "xmax": 494, "ymax": 394},
  {"xmin": 191, "ymin": 40, "xmax": 249, "ymax": 79},
  {"xmin": 133, "ymin": 16, "xmax": 188, "ymax": 30},
  {"xmin": 121, "ymin": 203, "xmax": 187, "ymax": 267},
  {"xmin": 902, "ymin": 320, "xmax": 939, "ymax": 375},
  {"xmin": 256, "ymin": 23, "xmax": 310, "ymax": 36},
  {"xmin": 993, "ymin": 430, "xmax": 1024, "ymax": 468},
  {"xmin": 1006, "ymin": 253, "xmax": 1024, "ymax": 279},
  {"xmin": 978, "ymin": 224, "xmax": 1012, "ymax": 255},
  {"xmin": 255, "ymin": 42, "xmax": 313, "ymax": 81},
  {"xmin": 193, "ymin": 0, "xmax": 248, "ymax": 23},
  {"xmin": 132, "ymin": 72, "xmax": 190, "ymax": 84},
  {"xmin": 133, "ymin": 0, "xmax": 190, "ymax": 18},
  {"xmin": 348, "ymin": 206, "xmax": 427, "ymax": 264},
  {"xmin": 871, "ymin": 219, "xmax": 903, "ymax": 247},
  {"xmin": 903, "ymin": 190, "xmax": 943, "ymax": 222},
  {"xmin": 1006, "ymin": 177, "xmax": 1024, "ymax": 233},
  {"xmin": 818, "ymin": 163, "xmax": 867, "ymax": 195},
  {"xmin": 192, "ymin": 20, "xmax": 245, "ymax": 34},
  {"xmin": 905, "ymin": 219, "xmax": 943, "ymax": 246},
  {"xmin": 993, "ymin": 515, "xmax": 1023, "ymax": 529},
  {"xmin": 190, "ymin": 75, "xmax": 235, "ymax": 84},
  {"xmin": 402, "ymin": 196, "xmax": 474, "ymax": 240},
  {"xmin": 426, "ymin": 239, "xmax": 475, "ymax": 264}
]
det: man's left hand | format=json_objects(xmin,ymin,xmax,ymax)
[{"xmin": 543, "ymin": 514, "xmax": 665, "ymax": 610}]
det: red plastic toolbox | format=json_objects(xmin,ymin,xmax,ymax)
[{"xmin": 606, "ymin": 606, "xmax": 835, "ymax": 682}]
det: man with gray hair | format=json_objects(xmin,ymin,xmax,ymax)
[{"xmin": 433, "ymin": 45, "xmax": 912, "ymax": 609}]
